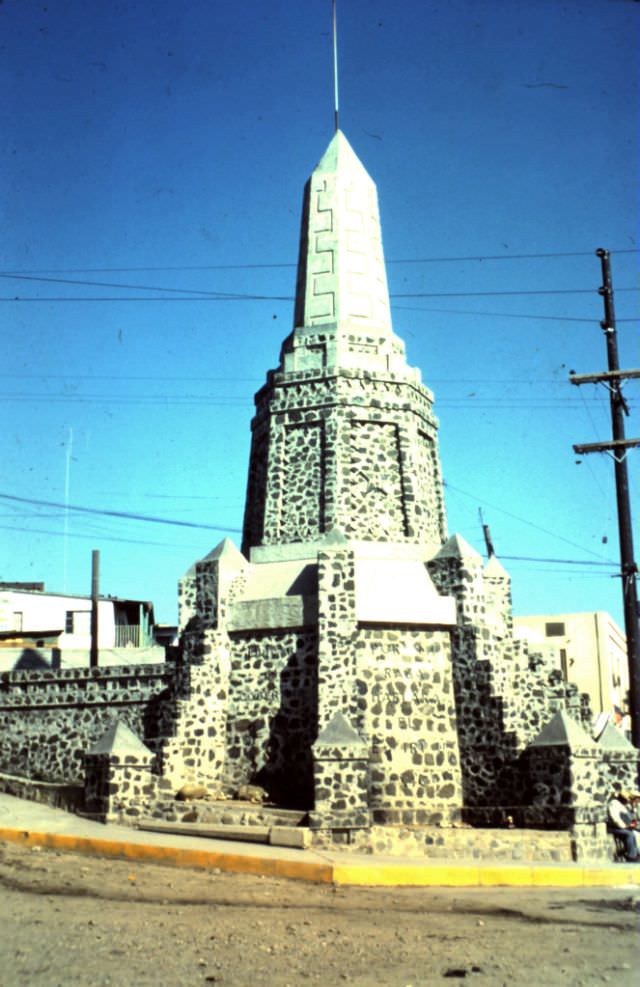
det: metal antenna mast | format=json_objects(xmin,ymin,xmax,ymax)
[{"xmin": 332, "ymin": 0, "xmax": 340, "ymax": 132}]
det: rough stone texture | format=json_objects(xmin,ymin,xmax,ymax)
[
  {"xmin": 83, "ymin": 721, "xmax": 162, "ymax": 822},
  {"xmin": 310, "ymin": 824, "xmax": 579, "ymax": 862},
  {"xmin": 0, "ymin": 664, "xmax": 169, "ymax": 782},
  {"xmin": 242, "ymin": 370, "xmax": 447, "ymax": 554},
  {"xmin": 310, "ymin": 712, "xmax": 370, "ymax": 830}
]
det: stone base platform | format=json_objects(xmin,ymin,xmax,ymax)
[{"xmin": 310, "ymin": 823, "xmax": 614, "ymax": 863}]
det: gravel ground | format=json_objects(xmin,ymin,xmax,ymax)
[{"xmin": 0, "ymin": 840, "xmax": 637, "ymax": 987}]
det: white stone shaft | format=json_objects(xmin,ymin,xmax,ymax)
[{"xmin": 294, "ymin": 130, "xmax": 392, "ymax": 335}]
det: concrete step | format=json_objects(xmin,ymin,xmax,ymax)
[
  {"xmin": 179, "ymin": 800, "xmax": 308, "ymax": 827},
  {"xmin": 137, "ymin": 818, "xmax": 310, "ymax": 849}
]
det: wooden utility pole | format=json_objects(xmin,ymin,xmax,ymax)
[
  {"xmin": 90, "ymin": 549, "xmax": 99, "ymax": 669},
  {"xmin": 570, "ymin": 248, "xmax": 640, "ymax": 748}
]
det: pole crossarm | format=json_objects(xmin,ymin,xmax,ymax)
[
  {"xmin": 569, "ymin": 369, "xmax": 640, "ymax": 386},
  {"xmin": 573, "ymin": 438, "xmax": 640, "ymax": 455}
]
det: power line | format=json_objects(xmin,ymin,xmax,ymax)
[
  {"xmin": 0, "ymin": 272, "xmax": 637, "ymax": 301},
  {"xmin": 393, "ymin": 305, "xmax": 639, "ymax": 324},
  {"xmin": 0, "ymin": 272, "xmax": 271, "ymax": 299},
  {"xmin": 0, "ymin": 373, "xmax": 612, "ymax": 383},
  {"xmin": 0, "ymin": 492, "xmax": 242, "ymax": 533},
  {"xmin": 388, "ymin": 249, "xmax": 640, "ymax": 264},
  {"xmin": 443, "ymin": 479, "xmax": 618, "ymax": 564},
  {"xmin": 0, "ymin": 522, "xmax": 201, "ymax": 551},
  {"xmin": 499, "ymin": 554, "xmax": 617, "ymax": 568},
  {"xmin": 0, "ymin": 296, "xmax": 292, "ymax": 303},
  {"xmin": 1, "ymin": 393, "xmax": 633, "ymax": 411},
  {"xmin": 394, "ymin": 288, "xmax": 638, "ymax": 298},
  {"xmin": 0, "ymin": 488, "xmax": 619, "ymax": 568},
  {"xmin": 0, "ymin": 272, "xmax": 638, "ymax": 301},
  {"xmin": 1, "ymin": 247, "xmax": 637, "ymax": 274}
]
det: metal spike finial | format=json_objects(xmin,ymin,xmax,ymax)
[{"xmin": 332, "ymin": 0, "xmax": 340, "ymax": 132}]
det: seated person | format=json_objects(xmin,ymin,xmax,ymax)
[{"xmin": 607, "ymin": 789, "xmax": 639, "ymax": 862}]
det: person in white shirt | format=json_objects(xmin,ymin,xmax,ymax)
[{"xmin": 607, "ymin": 790, "xmax": 639, "ymax": 862}]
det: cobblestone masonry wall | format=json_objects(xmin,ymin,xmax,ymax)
[
  {"xmin": 242, "ymin": 370, "xmax": 447, "ymax": 552},
  {"xmin": 225, "ymin": 629, "xmax": 318, "ymax": 807},
  {"xmin": 314, "ymin": 544, "xmax": 464, "ymax": 825},
  {"xmin": 426, "ymin": 548, "xmax": 599, "ymax": 817},
  {"xmin": 359, "ymin": 627, "xmax": 463, "ymax": 825},
  {"xmin": 312, "ymin": 822, "xmax": 615, "ymax": 863},
  {"xmin": 316, "ymin": 545, "xmax": 359, "ymax": 733},
  {"xmin": 156, "ymin": 629, "xmax": 231, "ymax": 791},
  {"xmin": 312, "ymin": 735, "xmax": 370, "ymax": 831},
  {"xmin": 0, "ymin": 665, "xmax": 169, "ymax": 782}
]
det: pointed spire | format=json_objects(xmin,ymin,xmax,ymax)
[
  {"xmin": 203, "ymin": 537, "xmax": 248, "ymax": 568},
  {"xmin": 293, "ymin": 130, "xmax": 392, "ymax": 335}
]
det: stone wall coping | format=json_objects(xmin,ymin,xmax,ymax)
[
  {"xmin": 250, "ymin": 540, "xmax": 442, "ymax": 565},
  {"xmin": 256, "ymin": 366, "xmax": 433, "ymax": 401},
  {"xmin": 228, "ymin": 596, "xmax": 318, "ymax": 632},
  {"xmin": 0, "ymin": 664, "xmax": 168, "ymax": 685}
]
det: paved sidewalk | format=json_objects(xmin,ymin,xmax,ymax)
[{"xmin": 1, "ymin": 792, "xmax": 639, "ymax": 888}]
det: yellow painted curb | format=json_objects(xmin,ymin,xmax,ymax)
[
  {"xmin": 581, "ymin": 865, "xmax": 640, "ymax": 887},
  {"xmin": 0, "ymin": 827, "xmax": 333, "ymax": 884},
  {"xmin": 1, "ymin": 827, "xmax": 639, "ymax": 888},
  {"xmin": 332, "ymin": 863, "xmax": 481, "ymax": 886},
  {"xmin": 478, "ymin": 866, "xmax": 534, "ymax": 887},
  {"xmin": 530, "ymin": 866, "xmax": 584, "ymax": 888}
]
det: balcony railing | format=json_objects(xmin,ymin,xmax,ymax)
[{"xmin": 114, "ymin": 625, "xmax": 141, "ymax": 647}]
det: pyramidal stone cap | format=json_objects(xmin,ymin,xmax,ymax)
[
  {"xmin": 87, "ymin": 719, "xmax": 153, "ymax": 758},
  {"xmin": 528, "ymin": 709, "xmax": 596, "ymax": 749},
  {"xmin": 484, "ymin": 554, "xmax": 511, "ymax": 580},
  {"xmin": 293, "ymin": 129, "xmax": 392, "ymax": 335},
  {"xmin": 313, "ymin": 711, "xmax": 368, "ymax": 751},
  {"xmin": 432, "ymin": 533, "xmax": 483, "ymax": 564},
  {"xmin": 203, "ymin": 537, "xmax": 248, "ymax": 567},
  {"xmin": 597, "ymin": 720, "xmax": 636, "ymax": 751}
]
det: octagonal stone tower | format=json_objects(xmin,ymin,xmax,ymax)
[{"xmin": 242, "ymin": 131, "xmax": 447, "ymax": 553}]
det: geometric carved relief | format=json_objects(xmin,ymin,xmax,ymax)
[
  {"xmin": 414, "ymin": 430, "xmax": 447, "ymax": 544},
  {"xmin": 279, "ymin": 423, "xmax": 325, "ymax": 541},
  {"xmin": 343, "ymin": 420, "xmax": 406, "ymax": 540}
]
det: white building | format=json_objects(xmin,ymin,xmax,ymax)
[
  {"xmin": 514, "ymin": 611, "xmax": 629, "ymax": 720},
  {"xmin": 0, "ymin": 584, "xmax": 163, "ymax": 669}
]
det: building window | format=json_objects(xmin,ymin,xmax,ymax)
[
  {"xmin": 12, "ymin": 611, "xmax": 23, "ymax": 632},
  {"xmin": 65, "ymin": 611, "xmax": 74, "ymax": 633},
  {"xmin": 545, "ymin": 622, "xmax": 565, "ymax": 637}
]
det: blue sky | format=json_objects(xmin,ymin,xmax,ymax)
[{"xmin": 1, "ymin": 0, "xmax": 638, "ymax": 626}]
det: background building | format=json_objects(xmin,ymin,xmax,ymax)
[
  {"xmin": 0, "ymin": 583, "xmax": 163, "ymax": 669},
  {"xmin": 514, "ymin": 612, "xmax": 628, "ymax": 720}
]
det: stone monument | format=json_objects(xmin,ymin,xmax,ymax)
[{"xmin": 168, "ymin": 130, "xmax": 636, "ymax": 848}]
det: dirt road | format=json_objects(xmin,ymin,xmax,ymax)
[{"xmin": 0, "ymin": 841, "xmax": 637, "ymax": 987}]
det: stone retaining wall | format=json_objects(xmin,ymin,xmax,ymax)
[
  {"xmin": 310, "ymin": 824, "xmax": 615, "ymax": 863},
  {"xmin": 0, "ymin": 665, "xmax": 170, "ymax": 782}
]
